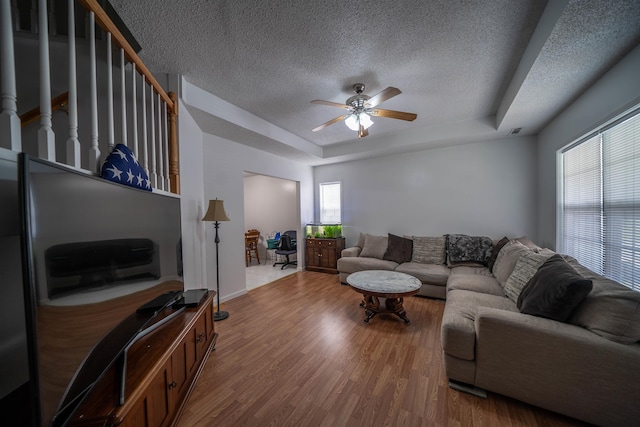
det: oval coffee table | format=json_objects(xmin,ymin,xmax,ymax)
[{"xmin": 347, "ymin": 270, "xmax": 421, "ymax": 323}]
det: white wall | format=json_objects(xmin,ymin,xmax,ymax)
[
  {"xmin": 314, "ymin": 136, "xmax": 538, "ymax": 247},
  {"xmin": 244, "ymin": 174, "xmax": 298, "ymax": 260},
  {"xmin": 177, "ymin": 99, "xmax": 208, "ymax": 290},
  {"xmin": 200, "ymin": 134, "xmax": 313, "ymax": 302},
  {"xmin": 537, "ymin": 44, "xmax": 640, "ymax": 249}
]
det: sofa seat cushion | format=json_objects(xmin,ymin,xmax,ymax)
[
  {"xmin": 447, "ymin": 274, "xmax": 504, "ymax": 296},
  {"xmin": 449, "ymin": 265, "xmax": 494, "ymax": 277},
  {"xmin": 394, "ymin": 262, "xmax": 450, "ymax": 285},
  {"xmin": 442, "ymin": 290, "xmax": 518, "ymax": 361},
  {"xmin": 337, "ymin": 256, "xmax": 398, "ymax": 274}
]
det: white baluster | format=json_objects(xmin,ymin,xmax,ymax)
[
  {"xmin": 141, "ymin": 75, "xmax": 148, "ymax": 175},
  {"xmin": 106, "ymin": 32, "xmax": 114, "ymax": 152},
  {"xmin": 88, "ymin": 11, "xmax": 100, "ymax": 172},
  {"xmin": 65, "ymin": 0, "xmax": 80, "ymax": 167},
  {"xmin": 131, "ymin": 63, "xmax": 138, "ymax": 158},
  {"xmin": 37, "ymin": 0, "xmax": 54, "ymax": 159},
  {"xmin": 0, "ymin": 0, "xmax": 21, "ymax": 151},
  {"xmin": 156, "ymin": 92, "xmax": 164, "ymax": 190},
  {"xmin": 149, "ymin": 86, "xmax": 157, "ymax": 188},
  {"xmin": 163, "ymin": 101, "xmax": 170, "ymax": 190},
  {"xmin": 120, "ymin": 48, "xmax": 127, "ymax": 146}
]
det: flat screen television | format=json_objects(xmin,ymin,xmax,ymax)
[{"xmin": 19, "ymin": 154, "xmax": 184, "ymax": 426}]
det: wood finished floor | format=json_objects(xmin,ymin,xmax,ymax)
[{"xmin": 177, "ymin": 271, "xmax": 589, "ymax": 427}]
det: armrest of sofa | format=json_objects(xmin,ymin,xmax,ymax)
[
  {"xmin": 341, "ymin": 246, "xmax": 361, "ymax": 257},
  {"xmin": 474, "ymin": 307, "xmax": 640, "ymax": 426}
]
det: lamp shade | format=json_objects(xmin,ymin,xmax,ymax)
[{"xmin": 202, "ymin": 199, "xmax": 230, "ymax": 222}]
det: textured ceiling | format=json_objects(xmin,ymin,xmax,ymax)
[{"xmin": 109, "ymin": 0, "xmax": 640, "ymax": 164}]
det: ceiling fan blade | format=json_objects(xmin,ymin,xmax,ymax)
[
  {"xmin": 369, "ymin": 108, "xmax": 417, "ymax": 121},
  {"xmin": 311, "ymin": 100, "xmax": 350, "ymax": 109},
  {"xmin": 312, "ymin": 114, "xmax": 350, "ymax": 132},
  {"xmin": 358, "ymin": 124, "xmax": 369, "ymax": 138},
  {"xmin": 365, "ymin": 87, "xmax": 401, "ymax": 108}
]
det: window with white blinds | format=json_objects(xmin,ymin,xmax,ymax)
[
  {"xmin": 319, "ymin": 181, "xmax": 341, "ymax": 224},
  {"xmin": 561, "ymin": 108, "xmax": 640, "ymax": 291}
]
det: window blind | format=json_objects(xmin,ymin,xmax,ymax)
[
  {"xmin": 561, "ymin": 108, "xmax": 640, "ymax": 291},
  {"xmin": 319, "ymin": 182, "xmax": 341, "ymax": 224}
]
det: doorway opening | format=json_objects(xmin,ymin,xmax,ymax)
[{"xmin": 243, "ymin": 172, "xmax": 300, "ymax": 290}]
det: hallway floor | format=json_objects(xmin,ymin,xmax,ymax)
[{"xmin": 245, "ymin": 256, "xmax": 297, "ymax": 290}]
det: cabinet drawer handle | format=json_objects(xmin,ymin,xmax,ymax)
[
  {"xmin": 197, "ymin": 333, "xmax": 205, "ymax": 343},
  {"xmin": 168, "ymin": 381, "xmax": 177, "ymax": 390}
]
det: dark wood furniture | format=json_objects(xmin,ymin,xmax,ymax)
[
  {"xmin": 245, "ymin": 229, "xmax": 261, "ymax": 266},
  {"xmin": 305, "ymin": 237, "xmax": 345, "ymax": 274},
  {"xmin": 68, "ymin": 291, "xmax": 218, "ymax": 427}
]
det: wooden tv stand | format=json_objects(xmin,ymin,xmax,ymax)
[{"xmin": 68, "ymin": 291, "xmax": 218, "ymax": 427}]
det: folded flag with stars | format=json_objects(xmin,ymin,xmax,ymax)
[{"xmin": 101, "ymin": 143, "xmax": 152, "ymax": 191}]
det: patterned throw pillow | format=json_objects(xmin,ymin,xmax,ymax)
[
  {"xmin": 101, "ymin": 143, "xmax": 151, "ymax": 191},
  {"xmin": 446, "ymin": 234, "xmax": 493, "ymax": 266},
  {"xmin": 411, "ymin": 236, "xmax": 446, "ymax": 264},
  {"xmin": 503, "ymin": 251, "xmax": 552, "ymax": 303}
]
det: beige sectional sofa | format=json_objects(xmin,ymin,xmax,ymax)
[{"xmin": 337, "ymin": 233, "xmax": 640, "ymax": 426}]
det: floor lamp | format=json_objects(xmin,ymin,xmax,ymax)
[{"xmin": 203, "ymin": 199, "xmax": 230, "ymax": 321}]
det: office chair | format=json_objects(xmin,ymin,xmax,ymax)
[{"xmin": 273, "ymin": 230, "xmax": 297, "ymax": 270}]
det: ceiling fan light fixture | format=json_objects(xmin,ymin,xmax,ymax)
[
  {"xmin": 345, "ymin": 114, "xmax": 359, "ymax": 131},
  {"xmin": 359, "ymin": 112, "xmax": 373, "ymax": 129},
  {"xmin": 345, "ymin": 112, "xmax": 374, "ymax": 132}
]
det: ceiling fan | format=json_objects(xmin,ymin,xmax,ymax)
[{"xmin": 311, "ymin": 83, "xmax": 417, "ymax": 138}]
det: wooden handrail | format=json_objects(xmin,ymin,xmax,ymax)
[
  {"xmin": 20, "ymin": 92, "xmax": 69, "ymax": 127},
  {"xmin": 77, "ymin": 0, "xmax": 175, "ymax": 112}
]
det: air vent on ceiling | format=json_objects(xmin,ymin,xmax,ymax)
[{"xmin": 509, "ymin": 127, "xmax": 523, "ymax": 135}]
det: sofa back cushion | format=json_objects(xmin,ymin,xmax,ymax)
[
  {"xmin": 487, "ymin": 236, "xmax": 509, "ymax": 270},
  {"xmin": 411, "ymin": 236, "xmax": 446, "ymax": 264},
  {"xmin": 492, "ymin": 240, "xmax": 530, "ymax": 286},
  {"xmin": 564, "ymin": 256, "xmax": 640, "ymax": 344},
  {"xmin": 359, "ymin": 234, "xmax": 388, "ymax": 259}
]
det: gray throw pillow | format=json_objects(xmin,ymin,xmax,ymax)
[
  {"xmin": 411, "ymin": 236, "xmax": 446, "ymax": 264},
  {"xmin": 517, "ymin": 254, "xmax": 593, "ymax": 322},
  {"xmin": 359, "ymin": 234, "xmax": 388, "ymax": 259},
  {"xmin": 383, "ymin": 233, "xmax": 413, "ymax": 263}
]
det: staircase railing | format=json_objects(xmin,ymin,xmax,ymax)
[
  {"xmin": 0, "ymin": 0, "xmax": 180, "ymax": 194},
  {"xmin": 19, "ymin": 91, "xmax": 69, "ymax": 127}
]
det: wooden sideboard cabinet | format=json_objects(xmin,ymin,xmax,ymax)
[
  {"xmin": 69, "ymin": 291, "xmax": 218, "ymax": 427},
  {"xmin": 305, "ymin": 237, "xmax": 345, "ymax": 274}
]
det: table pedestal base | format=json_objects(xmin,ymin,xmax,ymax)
[{"xmin": 359, "ymin": 295, "xmax": 410, "ymax": 323}]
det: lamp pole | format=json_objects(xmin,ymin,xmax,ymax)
[{"xmin": 213, "ymin": 220, "xmax": 228, "ymax": 320}]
